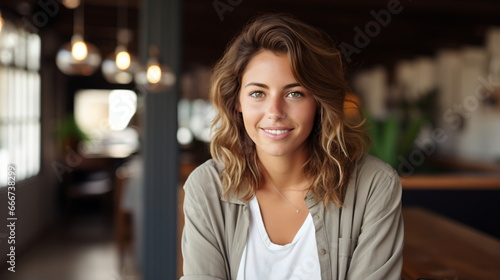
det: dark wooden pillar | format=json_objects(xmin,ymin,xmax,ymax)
[{"xmin": 139, "ymin": 0, "xmax": 181, "ymax": 278}]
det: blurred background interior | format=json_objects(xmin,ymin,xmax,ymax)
[{"xmin": 0, "ymin": 0, "xmax": 499, "ymax": 279}]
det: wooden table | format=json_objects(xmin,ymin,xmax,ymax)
[{"xmin": 402, "ymin": 208, "xmax": 500, "ymax": 280}]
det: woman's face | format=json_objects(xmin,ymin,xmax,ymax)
[{"xmin": 238, "ymin": 50, "xmax": 317, "ymax": 160}]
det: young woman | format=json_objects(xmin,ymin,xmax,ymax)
[{"xmin": 181, "ymin": 13, "xmax": 403, "ymax": 280}]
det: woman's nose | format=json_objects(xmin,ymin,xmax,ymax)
[{"xmin": 266, "ymin": 96, "xmax": 286, "ymax": 120}]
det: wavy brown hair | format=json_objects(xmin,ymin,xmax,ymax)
[{"xmin": 210, "ymin": 13, "xmax": 368, "ymax": 207}]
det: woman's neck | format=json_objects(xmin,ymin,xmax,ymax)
[{"xmin": 258, "ymin": 152, "xmax": 310, "ymax": 192}]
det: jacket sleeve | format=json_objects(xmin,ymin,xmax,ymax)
[
  {"xmin": 180, "ymin": 168, "xmax": 227, "ymax": 280},
  {"xmin": 346, "ymin": 167, "xmax": 404, "ymax": 280}
]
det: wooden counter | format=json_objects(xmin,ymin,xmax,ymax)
[
  {"xmin": 402, "ymin": 207, "xmax": 500, "ymax": 280},
  {"xmin": 401, "ymin": 175, "xmax": 500, "ymax": 190}
]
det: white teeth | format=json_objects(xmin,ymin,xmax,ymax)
[{"xmin": 264, "ymin": 129, "xmax": 289, "ymax": 135}]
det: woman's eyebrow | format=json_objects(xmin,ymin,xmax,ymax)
[
  {"xmin": 283, "ymin": 83, "xmax": 301, "ymax": 89},
  {"xmin": 244, "ymin": 82, "xmax": 301, "ymax": 89},
  {"xmin": 245, "ymin": 82, "xmax": 268, "ymax": 89}
]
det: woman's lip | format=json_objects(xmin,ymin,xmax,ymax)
[
  {"xmin": 260, "ymin": 128, "xmax": 293, "ymax": 140},
  {"xmin": 261, "ymin": 127, "xmax": 294, "ymax": 130}
]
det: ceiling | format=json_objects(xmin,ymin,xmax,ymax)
[
  {"xmin": 182, "ymin": 0, "xmax": 500, "ymax": 71},
  {"xmin": 1, "ymin": 0, "xmax": 500, "ymax": 74}
]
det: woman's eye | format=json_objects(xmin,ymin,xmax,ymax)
[
  {"xmin": 287, "ymin": 91, "xmax": 303, "ymax": 98},
  {"xmin": 250, "ymin": 91, "xmax": 265, "ymax": 98}
]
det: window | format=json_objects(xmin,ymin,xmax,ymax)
[{"xmin": 0, "ymin": 16, "xmax": 41, "ymax": 187}]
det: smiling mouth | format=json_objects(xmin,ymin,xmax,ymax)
[{"xmin": 262, "ymin": 129, "xmax": 293, "ymax": 135}]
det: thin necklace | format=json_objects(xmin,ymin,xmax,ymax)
[{"xmin": 267, "ymin": 180, "xmax": 302, "ymax": 213}]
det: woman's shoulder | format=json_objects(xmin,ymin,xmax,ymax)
[
  {"xmin": 344, "ymin": 154, "xmax": 402, "ymax": 211},
  {"xmin": 183, "ymin": 159, "xmax": 224, "ymax": 195},
  {"xmin": 187, "ymin": 159, "xmax": 222, "ymax": 179},
  {"xmin": 353, "ymin": 154, "xmax": 399, "ymax": 185}
]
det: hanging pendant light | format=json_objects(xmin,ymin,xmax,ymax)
[
  {"xmin": 134, "ymin": 2, "xmax": 175, "ymax": 93},
  {"xmin": 134, "ymin": 45, "xmax": 175, "ymax": 93},
  {"xmin": 56, "ymin": 1, "xmax": 101, "ymax": 76},
  {"xmin": 102, "ymin": 0, "xmax": 137, "ymax": 84},
  {"xmin": 102, "ymin": 29, "xmax": 137, "ymax": 84}
]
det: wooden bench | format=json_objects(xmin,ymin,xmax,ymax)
[{"xmin": 402, "ymin": 207, "xmax": 500, "ymax": 280}]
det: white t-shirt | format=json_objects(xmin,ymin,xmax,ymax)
[{"xmin": 237, "ymin": 197, "xmax": 321, "ymax": 280}]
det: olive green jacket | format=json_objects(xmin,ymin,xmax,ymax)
[{"xmin": 181, "ymin": 154, "xmax": 403, "ymax": 280}]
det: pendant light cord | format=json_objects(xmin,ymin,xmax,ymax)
[
  {"xmin": 117, "ymin": 0, "xmax": 128, "ymax": 46},
  {"xmin": 150, "ymin": 0, "xmax": 160, "ymax": 58},
  {"xmin": 74, "ymin": 0, "xmax": 84, "ymax": 37}
]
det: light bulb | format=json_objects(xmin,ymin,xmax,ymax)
[
  {"xmin": 62, "ymin": 0, "xmax": 81, "ymax": 9},
  {"xmin": 71, "ymin": 40, "xmax": 88, "ymax": 61},
  {"xmin": 146, "ymin": 64, "xmax": 162, "ymax": 84},
  {"xmin": 102, "ymin": 45, "xmax": 137, "ymax": 84},
  {"xmin": 134, "ymin": 45, "xmax": 176, "ymax": 92},
  {"xmin": 116, "ymin": 51, "xmax": 131, "ymax": 70}
]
